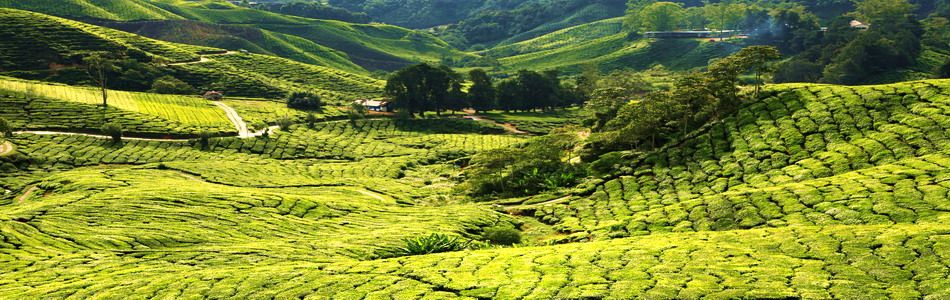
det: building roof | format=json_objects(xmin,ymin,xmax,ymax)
[
  {"xmin": 354, "ymin": 99, "xmax": 389, "ymax": 107},
  {"xmin": 850, "ymin": 20, "xmax": 870, "ymax": 29}
]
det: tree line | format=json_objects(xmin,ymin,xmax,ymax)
[{"xmin": 384, "ymin": 64, "xmax": 582, "ymax": 117}]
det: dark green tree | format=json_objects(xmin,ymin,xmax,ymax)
[
  {"xmin": 384, "ymin": 63, "xmax": 459, "ymax": 117},
  {"xmin": 149, "ymin": 75, "xmax": 195, "ymax": 95},
  {"xmin": 467, "ymin": 69, "xmax": 495, "ymax": 114},
  {"xmin": 287, "ymin": 91, "xmax": 322, "ymax": 110}
]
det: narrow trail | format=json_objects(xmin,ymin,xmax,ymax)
[
  {"xmin": 466, "ymin": 114, "xmax": 528, "ymax": 135},
  {"xmin": 213, "ymin": 101, "xmax": 250, "ymax": 138},
  {"xmin": 16, "ymin": 185, "xmax": 38, "ymax": 204},
  {"xmin": 167, "ymin": 51, "xmax": 237, "ymax": 66},
  {"xmin": 0, "ymin": 141, "xmax": 13, "ymax": 156},
  {"xmin": 11, "ymin": 131, "xmax": 191, "ymax": 142}
]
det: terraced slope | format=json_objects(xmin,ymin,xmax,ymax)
[
  {"xmin": 497, "ymin": 35, "xmax": 742, "ymax": 73},
  {"xmin": 1, "ymin": 81, "xmax": 949, "ymax": 299},
  {"xmin": 0, "ymin": 77, "xmax": 235, "ymax": 135},
  {"xmin": 0, "ymin": 8, "xmax": 213, "ymax": 71},
  {"xmin": 0, "ymin": 0, "xmax": 182, "ymax": 21},
  {"xmin": 519, "ymin": 80, "xmax": 950, "ymax": 239},
  {"xmin": 0, "ymin": 9, "xmax": 384, "ymax": 101},
  {"xmin": 98, "ymin": 20, "xmax": 368, "ymax": 74}
]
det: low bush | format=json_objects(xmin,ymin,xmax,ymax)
[
  {"xmin": 378, "ymin": 233, "xmax": 473, "ymax": 258},
  {"xmin": 101, "ymin": 122, "xmax": 123, "ymax": 143},
  {"xmin": 0, "ymin": 117, "xmax": 11, "ymax": 137},
  {"xmin": 287, "ymin": 92, "xmax": 322, "ymax": 110},
  {"xmin": 482, "ymin": 226, "xmax": 522, "ymax": 245}
]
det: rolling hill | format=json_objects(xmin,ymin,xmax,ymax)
[
  {"xmin": 0, "ymin": 8, "xmax": 384, "ymax": 102},
  {"xmin": 0, "ymin": 0, "xmax": 475, "ymax": 71},
  {"xmin": 0, "ymin": 74, "xmax": 947, "ymax": 298}
]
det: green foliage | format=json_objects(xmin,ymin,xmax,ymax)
[
  {"xmin": 640, "ymin": 2, "xmax": 686, "ymax": 31},
  {"xmin": 149, "ymin": 75, "xmax": 195, "ymax": 95},
  {"xmin": 385, "ymin": 63, "xmax": 461, "ymax": 116},
  {"xmin": 378, "ymin": 233, "xmax": 474, "ymax": 258},
  {"xmin": 100, "ymin": 122, "xmax": 123, "ymax": 143},
  {"xmin": 0, "ymin": 116, "xmax": 10, "ymax": 137},
  {"xmin": 286, "ymin": 91, "xmax": 322, "ymax": 110},
  {"xmin": 482, "ymin": 225, "xmax": 523, "ymax": 246},
  {"xmin": 463, "ymin": 128, "xmax": 585, "ymax": 198},
  {"xmin": 467, "ymin": 69, "xmax": 495, "ymax": 113}
]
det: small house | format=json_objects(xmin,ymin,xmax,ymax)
[
  {"xmin": 354, "ymin": 99, "xmax": 390, "ymax": 112},
  {"xmin": 850, "ymin": 20, "xmax": 870, "ymax": 30},
  {"xmin": 203, "ymin": 91, "xmax": 224, "ymax": 101}
]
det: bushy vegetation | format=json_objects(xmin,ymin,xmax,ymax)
[
  {"xmin": 286, "ymin": 91, "xmax": 322, "ymax": 110},
  {"xmin": 378, "ymin": 233, "xmax": 475, "ymax": 258}
]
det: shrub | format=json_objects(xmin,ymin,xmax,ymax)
[
  {"xmin": 101, "ymin": 122, "xmax": 123, "ymax": 143},
  {"xmin": 305, "ymin": 113, "xmax": 318, "ymax": 129},
  {"xmin": 287, "ymin": 92, "xmax": 322, "ymax": 110},
  {"xmin": 0, "ymin": 117, "xmax": 11, "ymax": 138},
  {"xmin": 149, "ymin": 75, "xmax": 195, "ymax": 95},
  {"xmin": 378, "ymin": 233, "xmax": 473, "ymax": 258},
  {"xmin": 197, "ymin": 131, "xmax": 212, "ymax": 150},
  {"xmin": 278, "ymin": 116, "xmax": 293, "ymax": 131},
  {"xmin": 483, "ymin": 226, "xmax": 522, "ymax": 245},
  {"xmin": 347, "ymin": 102, "xmax": 367, "ymax": 126}
]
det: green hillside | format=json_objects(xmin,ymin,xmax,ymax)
[
  {"xmin": 0, "ymin": 8, "xmax": 213, "ymax": 71},
  {"xmin": 0, "ymin": 76, "xmax": 235, "ymax": 136},
  {"xmin": 0, "ymin": 0, "xmax": 182, "ymax": 21},
  {"xmin": 495, "ymin": 34, "xmax": 741, "ymax": 73},
  {"xmin": 0, "ymin": 8, "xmax": 384, "ymax": 101},
  {"xmin": 0, "ymin": 0, "xmax": 475, "ymax": 72},
  {"xmin": 1, "ymin": 75, "xmax": 948, "ymax": 298},
  {"xmin": 98, "ymin": 20, "xmax": 368, "ymax": 74}
]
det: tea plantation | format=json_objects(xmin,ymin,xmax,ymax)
[{"xmin": 1, "ymin": 80, "xmax": 949, "ymax": 299}]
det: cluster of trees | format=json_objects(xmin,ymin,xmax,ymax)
[
  {"xmin": 624, "ymin": 0, "xmax": 771, "ymax": 36},
  {"xmin": 286, "ymin": 91, "xmax": 322, "ymax": 110},
  {"xmin": 770, "ymin": 0, "xmax": 944, "ymax": 84},
  {"xmin": 384, "ymin": 64, "xmax": 581, "ymax": 117},
  {"xmin": 460, "ymin": 127, "xmax": 586, "ymax": 198},
  {"xmin": 586, "ymin": 46, "xmax": 780, "ymax": 154}
]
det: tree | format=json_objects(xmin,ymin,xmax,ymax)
[
  {"xmin": 467, "ymin": 69, "xmax": 495, "ymax": 114},
  {"xmin": 384, "ymin": 63, "xmax": 458, "ymax": 117},
  {"xmin": 623, "ymin": 0, "xmax": 657, "ymax": 35},
  {"xmin": 85, "ymin": 52, "xmax": 114, "ymax": 107},
  {"xmin": 305, "ymin": 113, "xmax": 318, "ymax": 129},
  {"xmin": 149, "ymin": 75, "xmax": 195, "ymax": 95},
  {"xmin": 101, "ymin": 122, "xmax": 123, "ymax": 144},
  {"xmin": 640, "ymin": 2, "xmax": 686, "ymax": 31},
  {"xmin": 733, "ymin": 46, "xmax": 781, "ymax": 97},
  {"xmin": 0, "ymin": 117, "xmax": 11, "ymax": 138},
  {"xmin": 938, "ymin": 59, "xmax": 950, "ymax": 78},
  {"xmin": 445, "ymin": 81, "xmax": 468, "ymax": 113},
  {"xmin": 495, "ymin": 79, "xmax": 521, "ymax": 113},
  {"xmin": 684, "ymin": 6, "xmax": 707, "ymax": 30},
  {"xmin": 346, "ymin": 102, "xmax": 368, "ymax": 126},
  {"xmin": 854, "ymin": 0, "xmax": 915, "ymax": 24},
  {"xmin": 286, "ymin": 91, "xmax": 322, "ymax": 110},
  {"xmin": 703, "ymin": 1, "xmax": 746, "ymax": 40}
]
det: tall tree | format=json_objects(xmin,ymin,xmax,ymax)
[
  {"xmin": 640, "ymin": 2, "xmax": 686, "ymax": 31},
  {"xmin": 84, "ymin": 52, "xmax": 114, "ymax": 108},
  {"xmin": 467, "ymin": 69, "xmax": 495, "ymax": 114},
  {"xmin": 623, "ymin": 0, "xmax": 657, "ymax": 35},
  {"xmin": 703, "ymin": 0, "xmax": 746, "ymax": 40},
  {"xmin": 734, "ymin": 46, "xmax": 782, "ymax": 97},
  {"xmin": 384, "ymin": 63, "xmax": 459, "ymax": 117}
]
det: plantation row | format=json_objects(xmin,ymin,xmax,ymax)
[
  {"xmin": 0, "ymin": 166, "xmax": 506, "ymax": 263},
  {"xmin": 524, "ymin": 80, "xmax": 950, "ymax": 239},
  {"xmin": 0, "ymin": 8, "xmax": 207, "ymax": 71},
  {"xmin": 0, "ymin": 91, "xmax": 235, "ymax": 136},
  {"xmin": 0, "ymin": 223, "xmax": 945, "ymax": 299},
  {"xmin": 0, "ymin": 77, "xmax": 234, "ymax": 130},
  {"xmin": 213, "ymin": 53, "xmax": 383, "ymax": 103}
]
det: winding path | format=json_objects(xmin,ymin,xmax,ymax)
[
  {"xmin": 0, "ymin": 141, "xmax": 13, "ymax": 156},
  {"xmin": 16, "ymin": 185, "xmax": 38, "ymax": 204},
  {"xmin": 467, "ymin": 115, "xmax": 528, "ymax": 135}
]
